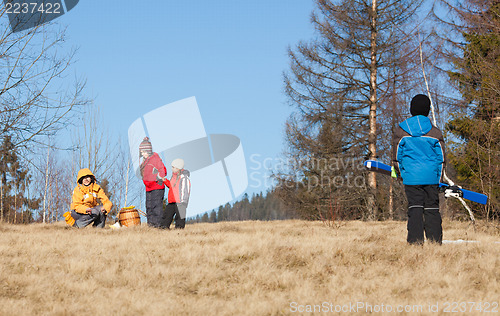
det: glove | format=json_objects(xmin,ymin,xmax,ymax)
[
  {"xmin": 391, "ymin": 166, "xmax": 397, "ymax": 178},
  {"xmin": 156, "ymin": 174, "xmax": 164, "ymax": 185},
  {"xmin": 444, "ymin": 185, "xmax": 463, "ymax": 199}
]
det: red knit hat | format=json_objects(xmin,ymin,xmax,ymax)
[{"xmin": 139, "ymin": 137, "xmax": 153, "ymax": 155}]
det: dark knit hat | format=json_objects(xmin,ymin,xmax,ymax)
[
  {"xmin": 410, "ymin": 94, "xmax": 431, "ymax": 117},
  {"xmin": 139, "ymin": 137, "xmax": 153, "ymax": 155}
]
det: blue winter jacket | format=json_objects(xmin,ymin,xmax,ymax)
[{"xmin": 393, "ymin": 115, "xmax": 445, "ymax": 185}]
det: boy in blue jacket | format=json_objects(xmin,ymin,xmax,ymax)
[{"xmin": 393, "ymin": 94, "xmax": 445, "ymax": 245}]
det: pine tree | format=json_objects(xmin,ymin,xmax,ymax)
[
  {"xmin": 217, "ymin": 206, "xmax": 225, "ymax": 222},
  {"xmin": 201, "ymin": 213, "xmax": 209, "ymax": 223},
  {"xmin": 444, "ymin": 0, "xmax": 500, "ymax": 219},
  {"xmin": 209, "ymin": 210, "xmax": 217, "ymax": 223},
  {"xmin": 0, "ymin": 136, "xmax": 39, "ymax": 223}
]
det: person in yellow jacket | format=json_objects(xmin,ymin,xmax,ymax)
[{"xmin": 69, "ymin": 168, "xmax": 112, "ymax": 228}]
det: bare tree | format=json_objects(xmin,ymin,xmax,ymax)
[
  {"xmin": 0, "ymin": 8, "xmax": 87, "ymax": 223},
  {"xmin": 70, "ymin": 104, "xmax": 117, "ymax": 179},
  {"xmin": 367, "ymin": 0, "xmax": 379, "ymax": 218},
  {"xmin": 0, "ymin": 7, "xmax": 87, "ymax": 150},
  {"xmin": 26, "ymin": 136, "xmax": 72, "ymax": 223}
]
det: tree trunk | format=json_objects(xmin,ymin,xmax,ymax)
[
  {"xmin": 389, "ymin": 178, "xmax": 394, "ymax": 220},
  {"xmin": 389, "ymin": 44, "xmax": 397, "ymax": 221},
  {"xmin": 42, "ymin": 144, "xmax": 50, "ymax": 223},
  {"xmin": 367, "ymin": 0, "xmax": 378, "ymax": 219},
  {"xmin": 14, "ymin": 189, "xmax": 17, "ymax": 224},
  {"xmin": 0, "ymin": 178, "xmax": 3, "ymax": 222},
  {"xmin": 51, "ymin": 182, "xmax": 56, "ymax": 223},
  {"xmin": 124, "ymin": 157, "xmax": 131, "ymax": 208}
]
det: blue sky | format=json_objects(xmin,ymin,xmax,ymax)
[{"xmin": 55, "ymin": 1, "xmax": 315, "ymax": 199}]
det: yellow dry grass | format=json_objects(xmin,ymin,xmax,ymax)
[{"xmin": 0, "ymin": 220, "xmax": 498, "ymax": 315}]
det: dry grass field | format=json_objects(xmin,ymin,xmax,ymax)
[{"xmin": 0, "ymin": 219, "xmax": 498, "ymax": 315}]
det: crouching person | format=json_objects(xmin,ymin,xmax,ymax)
[
  {"xmin": 163, "ymin": 159, "xmax": 191, "ymax": 229},
  {"xmin": 69, "ymin": 168, "xmax": 112, "ymax": 228}
]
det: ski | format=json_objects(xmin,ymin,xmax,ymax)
[{"xmin": 364, "ymin": 160, "xmax": 488, "ymax": 205}]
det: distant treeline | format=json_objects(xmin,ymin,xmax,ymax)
[{"xmin": 187, "ymin": 191, "xmax": 296, "ymax": 223}]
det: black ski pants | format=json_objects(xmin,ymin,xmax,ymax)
[
  {"xmin": 404, "ymin": 184, "xmax": 442, "ymax": 245},
  {"xmin": 146, "ymin": 188, "xmax": 165, "ymax": 228},
  {"xmin": 164, "ymin": 203, "xmax": 186, "ymax": 229}
]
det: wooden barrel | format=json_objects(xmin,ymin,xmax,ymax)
[{"xmin": 119, "ymin": 208, "xmax": 141, "ymax": 227}]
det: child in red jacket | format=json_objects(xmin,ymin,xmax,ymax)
[
  {"xmin": 162, "ymin": 158, "xmax": 191, "ymax": 229},
  {"xmin": 139, "ymin": 137, "xmax": 167, "ymax": 228}
]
